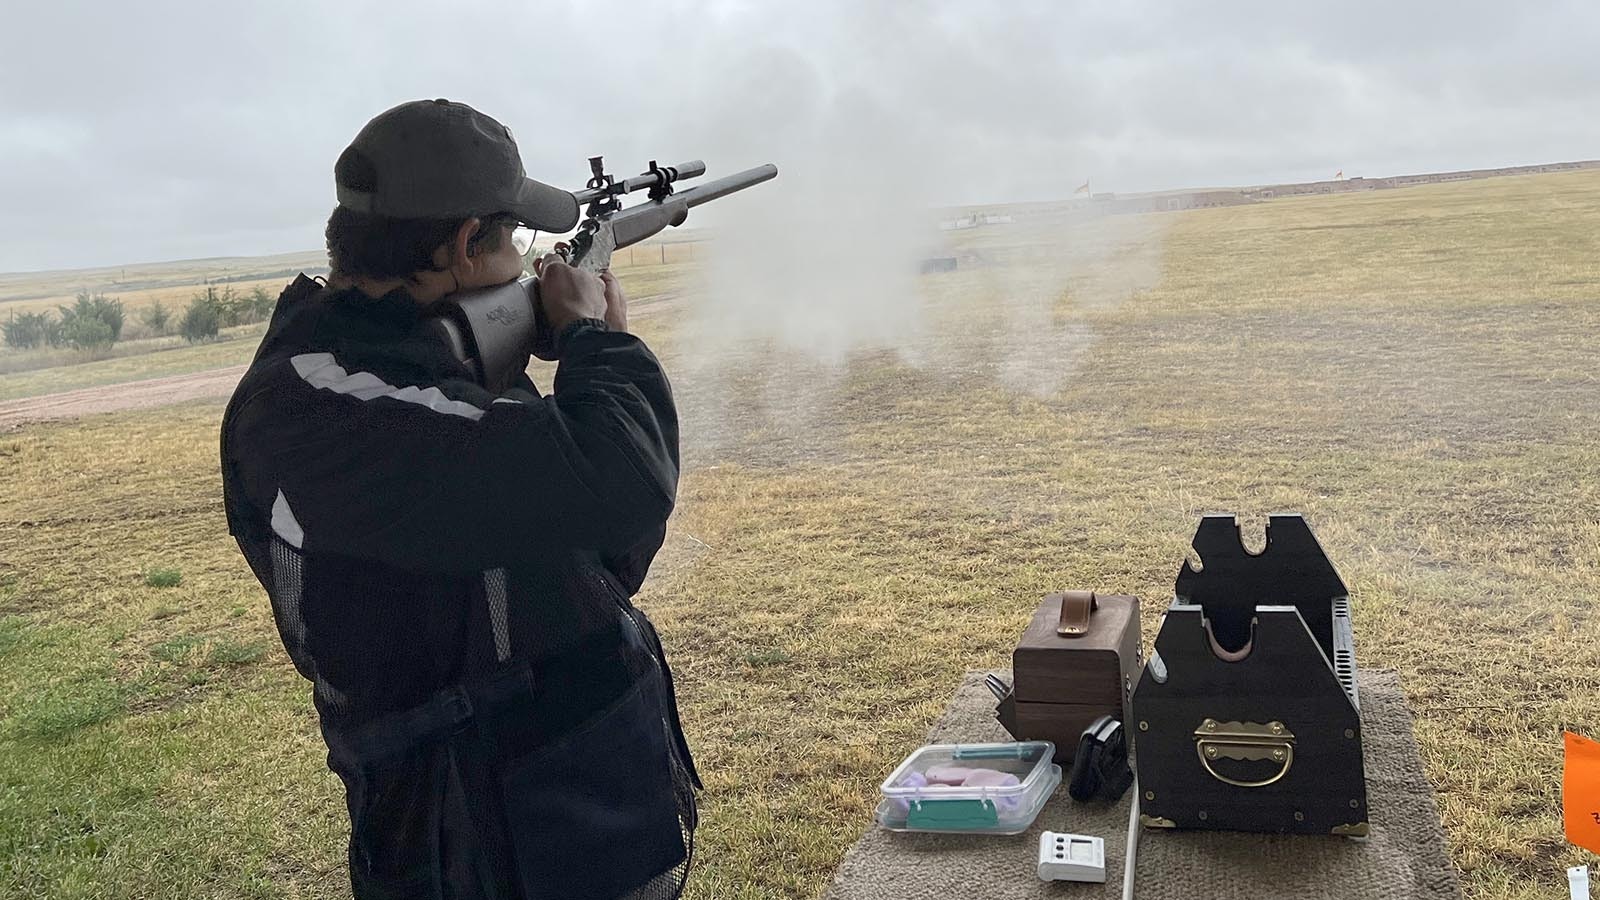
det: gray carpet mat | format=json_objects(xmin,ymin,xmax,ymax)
[{"xmin": 825, "ymin": 669, "xmax": 1461, "ymax": 900}]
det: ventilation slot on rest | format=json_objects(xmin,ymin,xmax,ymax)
[{"xmin": 1331, "ymin": 597, "xmax": 1358, "ymax": 709}]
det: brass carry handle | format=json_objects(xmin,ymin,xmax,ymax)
[
  {"xmin": 1191, "ymin": 719, "xmax": 1296, "ymax": 788},
  {"xmin": 1195, "ymin": 738, "xmax": 1294, "ymax": 788}
]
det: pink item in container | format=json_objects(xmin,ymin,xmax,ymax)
[
  {"xmin": 962, "ymin": 768, "xmax": 1023, "ymax": 811},
  {"xmin": 960, "ymin": 769, "xmax": 1021, "ymax": 789},
  {"xmin": 924, "ymin": 766, "xmax": 978, "ymax": 785}
]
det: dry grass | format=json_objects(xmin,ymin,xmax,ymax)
[
  {"xmin": 2, "ymin": 171, "xmax": 1599, "ymax": 898},
  {"xmin": 0, "ymin": 250, "xmax": 327, "ymax": 309},
  {"xmin": 0, "ymin": 276, "xmax": 296, "ymax": 322},
  {"xmin": 0, "ymin": 324, "xmax": 267, "ymax": 402},
  {"xmin": 0, "ymin": 246, "xmax": 688, "ymax": 400},
  {"xmin": 0, "ymin": 245, "xmax": 695, "ymax": 401}
]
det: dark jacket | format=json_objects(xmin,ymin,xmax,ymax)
[{"xmin": 221, "ymin": 275, "xmax": 697, "ymax": 900}]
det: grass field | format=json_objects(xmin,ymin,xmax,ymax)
[
  {"xmin": 0, "ymin": 251, "xmax": 328, "ymax": 309},
  {"xmin": 0, "ymin": 244, "xmax": 698, "ymax": 400},
  {"xmin": 3, "ymin": 171, "xmax": 1599, "ymax": 899}
]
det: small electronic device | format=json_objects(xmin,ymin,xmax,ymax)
[{"xmin": 1037, "ymin": 831, "xmax": 1106, "ymax": 883}]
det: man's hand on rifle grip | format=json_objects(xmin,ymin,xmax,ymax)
[
  {"xmin": 534, "ymin": 243, "xmax": 607, "ymax": 333},
  {"xmin": 599, "ymin": 269, "xmax": 628, "ymax": 333}
]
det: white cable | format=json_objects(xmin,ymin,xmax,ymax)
[{"xmin": 1122, "ymin": 777, "xmax": 1140, "ymax": 900}]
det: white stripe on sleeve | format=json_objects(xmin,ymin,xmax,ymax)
[
  {"xmin": 271, "ymin": 489, "xmax": 306, "ymax": 548},
  {"xmin": 290, "ymin": 352, "xmax": 512, "ymax": 421}
]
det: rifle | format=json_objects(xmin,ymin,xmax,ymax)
[{"xmin": 424, "ymin": 157, "xmax": 778, "ymax": 391}]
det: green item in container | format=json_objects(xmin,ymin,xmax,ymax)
[{"xmin": 906, "ymin": 797, "xmax": 1000, "ymax": 831}]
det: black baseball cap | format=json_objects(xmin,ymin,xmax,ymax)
[{"xmin": 334, "ymin": 99, "xmax": 579, "ymax": 232}]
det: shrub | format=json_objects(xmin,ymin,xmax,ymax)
[
  {"xmin": 138, "ymin": 301, "xmax": 172, "ymax": 336},
  {"xmin": 2, "ymin": 310, "xmax": 55, "ymax": 349},
  {"xmin": 60, "ymin": 315, "xmax": 114, "ymax": 351},
  {"xmin": 247, "ymin": 286, "xmax": 274, "ymax": 322},
  {"xmin": 56, "ymin": 292, "xmax": 124, "ymax": 352},
  {"xmin": 179, "ymin": 294, "xmax": 221, "ymax": 343},
  {"xmin": 214, "ymin": 285, "xmax": 244, "ymax": 327}
]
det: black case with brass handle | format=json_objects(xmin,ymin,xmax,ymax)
[
  {"xmin": 1193, "ymin": 719, "xmax": 1295, "ymax": 788},
  {"xmin": 1131, "ymin": 515, "xmax": 1368, "ymax": 837}
]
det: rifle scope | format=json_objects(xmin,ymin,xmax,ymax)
[{"xmin": 572, "ymin": 159, "xmax": 708, "ymax": 206}]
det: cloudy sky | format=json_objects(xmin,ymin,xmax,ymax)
[{"xmin": 3, "ymin": 0, "xmax": 1597, "ymax": 273}]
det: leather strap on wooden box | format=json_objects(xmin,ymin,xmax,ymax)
[{"xmin": 1055, "ymin": 590, "xmax": 1098, "ymax": 637}]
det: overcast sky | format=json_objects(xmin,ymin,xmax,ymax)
[{"xmin": 3, "ymin": 0, "xmax": 1597, "ymax": 273}]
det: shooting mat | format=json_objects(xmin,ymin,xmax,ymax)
[{"xmin": 825, "ymin": 669, "xmax": 1461, "ymax": 900}]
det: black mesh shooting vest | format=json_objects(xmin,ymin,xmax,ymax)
[{"xmin": 222, "ymin": 275, "xmax": 698, "ymax": 900}]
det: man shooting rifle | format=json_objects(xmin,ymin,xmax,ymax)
[{"xmin": 220, "ymin": 98, "xmax": 769, "ymax": 899}]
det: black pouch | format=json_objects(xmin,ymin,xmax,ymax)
[
  {"xmin": 1067, "ymin": 715, "xmax": 1134, "ymax": 803},
  {"xmin": 498, "ymin": 673, "xmax": 687, "ymax": 900},
  {"xmin": 340, "ymin": 745, "xmax": 449, "ymax": 899}
]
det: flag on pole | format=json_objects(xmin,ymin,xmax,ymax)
[
  {"xmin": 1335, "ymin": 170, "xmax": 1344, "ymax": 180},
  {"xmin": 1074, "ymin": 180, "xmax": 1091, "ymax": 195},
  {"xmin": 1566, "ymin": 731, "xmax": 1600, "ymax": 854}
]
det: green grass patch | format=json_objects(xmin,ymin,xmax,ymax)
[
  {"xmin": 143, "ymin": 568, "xmax": 182, "ymax": 588},
  {"xmin": 150, "ymin": 634, "xmax": 204, "ymax": 664},
  {"xmin": 0, "ymin": 617, "xmax": 24, "ymax": 656},
  {"xmin": 743, "ymin": 648, "xmax": 792, "ymax": 668},
  {"xmin": 7, "ymin": 674, "xmax": 125, "ymax": 739},
  {"xmin": 208, "ymin": 641, "xmax": 266, "ymax": 667}
]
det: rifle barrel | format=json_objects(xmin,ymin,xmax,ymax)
[
  {"xmin": 605, "ymin": 163, "xmax": 779, "ymax": 250},
  {"xmin": 675, "ymin": 164, "xmax": 779, "ymax": 208}
]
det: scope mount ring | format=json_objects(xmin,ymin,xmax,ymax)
[
  {"xmin": 584, "ymin": 156, "xmax": 623, "ymax": 218},
  {"xmin": 646, "ymin": 160, "xmax": 677, "ymax": 202}
]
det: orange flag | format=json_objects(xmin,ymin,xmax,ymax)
[
  {"xmin": 1074, "ymin": 181, "xmax": 1090, "ymax": 195},
  {"xmin": 1566, "ymin": 731, "xmax": 1600, "ymax": 853}
]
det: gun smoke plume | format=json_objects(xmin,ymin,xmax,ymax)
[{"xmin": 629, "ymin": 12, "xmax": 1169, "ymax": 461}]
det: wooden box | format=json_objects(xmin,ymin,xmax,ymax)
[{"xmin": 998, "ymin": 592, "xmax": 1142, "ymax": 762}]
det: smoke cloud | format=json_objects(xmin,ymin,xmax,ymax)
[{"xmin": 637, "ymin": 12, "xmax": 1171, "ymax": 456}]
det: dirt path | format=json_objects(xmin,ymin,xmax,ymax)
[
  {"xmin": 0, "ymin": 365, "xmax": 248, "ymax": 430},
  {"xmin": 0, "ymin": 293, "xmax": 688, "ymax": 432}
]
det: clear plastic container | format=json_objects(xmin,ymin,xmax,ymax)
[{"xmin": 875, "ymin": 741, "xmax": 1060, "ymax": 834}]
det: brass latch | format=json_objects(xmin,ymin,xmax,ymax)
[{"xmin": 1193, "ymin": 719, "xmax": 1295, "ymax": 788}]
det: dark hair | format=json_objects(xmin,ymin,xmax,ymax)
[{"xmin": 324, "ymin": 206, "xmax": 511, "ymax": 280}]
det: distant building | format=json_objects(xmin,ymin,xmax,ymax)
[{"xmin": 937, "ymin": 212, "xmax": 1015, "ymax": 230}]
